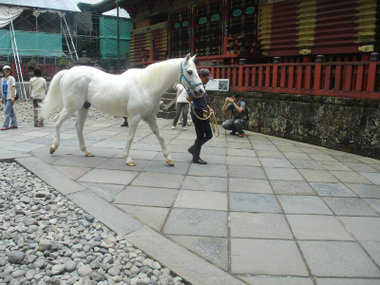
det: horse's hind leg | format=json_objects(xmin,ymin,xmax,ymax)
[
  {"xmin": 50, "ymin": 107, "xmax": 76, "ymax": 154},
  {"xmin": 144, "ymin": 116, "xmax": 174, "ymax": 166},
  {"xmin": 123, "ymin": 114, "xmax": 141, "ymax": 166},
  {"xmin": 76, "ymin": 107, "xmax": 94, "ymax": 157}
]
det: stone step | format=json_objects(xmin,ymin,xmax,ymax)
[
  {"xmin": 159, "ymin": 89, "xmax": 177, "ymax": 116},
  {"xmin": 157, "ymin": 110, "xmax": 176, "ymax": 119}
]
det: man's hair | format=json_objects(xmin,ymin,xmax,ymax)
[
  {"xmin": 232, "ymin": 92, "xmax": 239, "ymax": 99},
  {"xmin": 34, "ymin": 68, "xmax": 42, "ymax": 77}
]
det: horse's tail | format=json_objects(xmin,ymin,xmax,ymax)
[{"xmin": 39, "ymin": 70, "xmax": 66, "ymax": 120}]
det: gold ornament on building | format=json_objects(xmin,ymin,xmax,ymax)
[
  {"xmin": 358, "ymin": 45, "xmax": 374, "ymax": 53},
  {"xmin": 299, "ymin": 49, "xmax": 311, "ymax": 55}
]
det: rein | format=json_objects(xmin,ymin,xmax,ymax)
[
  {"xmin": 179, "ymin": 59, "xmax": 202, "ymax": 93},
  {"xmin": 191, "ymin": 105, "xmax": 220, "ymax": 137}
]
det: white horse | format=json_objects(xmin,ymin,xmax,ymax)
[{"xmin": 39, "ymin": 54, "xmax": 204, "ymax": 166}]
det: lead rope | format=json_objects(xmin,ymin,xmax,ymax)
[{"xmin": 191, "ymin": 105, "xmax": 220, "ymax": 137}]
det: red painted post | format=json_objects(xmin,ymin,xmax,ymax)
[
  {"xmin": 238, "ymin": 65, "xmax": 243, "ymax": 87},
  {"xmin": 334, "ymin": 65, "xmax": 342, "ymax": 90},
  {"xmin": 280, "ymin": 66, "xmax": 286, "ymax": 88},
  {"xmin": 272, "ymin": 57, "xmax": 281, "ymax": 88},
  {"xmin": 324, "ymin": 65, "xmax": 332, "ymax": 89},
  {"xmin": 227, "ymin": 68, "xmax": 232, "ymax": 85},
  {"xmin": 288, "ymin": 65, "xmax": 294, "ymax": 88},
  {"xmin": 238, "ymin": 58, "xmax": 246, "ymax": 87},
  {"xmin": 313, "ymin": 55, "xmax": 324, "ymax": 90},
  {"xmin": 265, "ymin": 65, "xmax": 271, "ymax": 87},
  {"xmin": 355, "ymin": 64, "xmax": 364, "ymax": 91},
  {"xmin": 231, "ymin": 67, "xmax": 237, "ymax": 86},
  {"xmin": 223, "ymin": 36, "xmax": 228, "ymax": 55},
  {"xmin": 272, "ymin": 64, "xmax": 278, "ymax": 88},
  {"xmin": 258, "ymin": 66, "xmax": 263, "ymax": 87},
  {"xmin": 245, "ymin": 66, "xmax": 250, "ymax": 87},
  {"xmin": 343, "ymin": 65, "xmax": 353, "ymax": 91},
  {"xmin": 305, "ymin": 65, "xmax": 312, "ymax": 89},
  {"xmin": 252, "ymin": 66, "xmax": 257, "ymax": 87},
  {"xmin": 296, "ymin": 65, "xmax": 303, "ymax": 88},
  {"xmin": 366, "ymin": 53, "xmax": 379, "ymax": 93}
]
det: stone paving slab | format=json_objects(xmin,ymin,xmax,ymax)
[
  {"xmin": 127, "ymin": 227, "xmax": 245, "ymax": 285},
  {"xmin": 1, "ymin": 118, "xmax": 380, "ymax": 284},
  {"xmin": 298, "ymin": 241, "xmax": 380, "ymax": 277},
  {"xmin": 231, "ymin": 239, "xmax": 309, "ymax": 276}
]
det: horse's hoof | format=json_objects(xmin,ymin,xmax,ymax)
[
  {"xmin": 50, "ymin": 146, "xmax": 56, "ymax": 154},
  {"xmin": 85, "ymin": 152, "xmax": 95, "ymax": 157},
  {"xmin": 126, "ymin": 161, "xmax": 136, "ymax": 166},
  {"xmin": 166, "ymin": 160, "xmax": 175, "ymax": 166}
]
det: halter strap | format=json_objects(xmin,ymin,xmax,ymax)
[{"xmin": 179, "ymin": 59, "xmax": 202, "ymax": 92}]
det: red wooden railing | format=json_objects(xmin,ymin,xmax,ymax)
[
  {"xmin": 11, "ymin": 60, "xmax": 380, "ymax": 100},
  {"xmin": 11, "ymin": 64, "xmax": 58, "ymax": 78},
  {"xmin": 206, "ymin": 60, "xmax": 380, "ymax": 99}
]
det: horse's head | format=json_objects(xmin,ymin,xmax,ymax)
[{"xmin": 179, "ymin": 54, "xmax": 205, "ymax": 98}]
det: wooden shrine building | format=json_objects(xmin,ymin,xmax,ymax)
[
  {"xmin": 116, "ymin": 0, "xmax": 379, "ymax": 64},
  {"xmin": 112, "ymin": 0, "xmax": 380, "ymax": 99}
]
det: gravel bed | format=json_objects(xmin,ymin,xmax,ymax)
[{"xmin": 0, "ymin": 162, "xmax": 186, "ymax": 285}]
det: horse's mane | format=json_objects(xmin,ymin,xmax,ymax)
[{"xmin": 131, "ymin": 59, "xmax": 180, "ymax": 94}]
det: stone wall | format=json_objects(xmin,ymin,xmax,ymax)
[{"xmin": 208, "ymin": 91, "xmax": 380, "ymax": 159}]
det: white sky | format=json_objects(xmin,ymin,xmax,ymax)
[{"xmin": 0, "ymin": 0, "xmax": 130, "ymax": 18}]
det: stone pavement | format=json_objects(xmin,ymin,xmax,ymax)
[{"xmin": 1, "ymin": 118, "xmax": 380, "ymax": 285}]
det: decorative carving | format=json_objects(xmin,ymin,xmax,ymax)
[
  {"xmin": 299, "ymin": 49, "xmax": 311, "ymax": 55},
  {"xmin": 358, "ymin": 45, "xmax": 374, "ymax": 53}
]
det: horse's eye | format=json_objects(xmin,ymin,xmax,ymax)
[{"xmin": 187, "ymin": 70, "xmax": 193, "ymax": 75}]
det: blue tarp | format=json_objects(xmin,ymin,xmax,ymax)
[
  {"xmin": 99, "ymin": 16, "xmax": 132, "ymax": 59},
  {"xmin": 0, "ymin": 30, "xmax": 62, "ymax": 57}
]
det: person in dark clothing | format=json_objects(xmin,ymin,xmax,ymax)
[
  {"xmin": 187, "ymin": 68, "xmax": 214, "ymax": 164},
  {"xmin": 121, "ymin": 117, "xmax": 128, "ymax": 127},
  {"xmin": 221, "ymin": 93, "xmax": 247, "ymax": 137}
]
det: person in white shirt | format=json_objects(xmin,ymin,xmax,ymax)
[
  {"xmin": 171, "ymin": 83, "xmax": 190, "ymax": 130},
  {"xmin": 29, "ymin": 68, "xmax": 47, "ymax": 127}
]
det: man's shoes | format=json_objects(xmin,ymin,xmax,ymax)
[
  {"xmin": 192, "ymin": 158, "xmax": 207, "ymax": 164},
  {"xmin": 171, "ymin": 126, "xmax": 176, "ymax": 130},
  {"xmin": 238, "ymin": 133, "xmax": 244, "ymax": 138},
  {"xmin": 1, "ymin": 127, "xmax": 8, "ymax": 131},
  {"xmin": 182, "ymin": 127, "xmax": 187, "ymax": 131},
  {"xmin": 9, "ymin": 126, "xmax": 18, "ymax": 129},
  {"xmin": 121, "ymin": 122, "xmax": 128, "ymax": 127}
]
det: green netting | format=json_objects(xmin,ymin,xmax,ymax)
[
  {"xmin": 0, "ymin": 30, "xmax": 62, "ymax": 57},
  {"xmin": 99, "ymin": 16, "xmax": 132, "ymax": 59}
]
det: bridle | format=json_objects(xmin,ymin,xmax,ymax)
[{"xmin": 179, "ymin": 59, "xmax": 202, "ymax": 93}]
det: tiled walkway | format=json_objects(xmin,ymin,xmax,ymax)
[{"xmin": 1, "ymin": 118, "xmax": 380, "ymax": 284}]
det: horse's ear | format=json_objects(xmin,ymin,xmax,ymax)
[
  {"xmin": 184, "ymin": 53, "xmax": 191, "ymax": 63},
  {"xmin": 191, "ymin": 54, "xmax": 196, "ymax": 62}
]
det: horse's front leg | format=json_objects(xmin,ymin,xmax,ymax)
[
  {"xmin": 123, "ymin": 114, "xmax": 141, "ymax": 166},
  {"xmin": 144, "ymin": 116, "xmax": 175, "ymax": 166},
  {"xmin": 76, "ymin": 107, "xmax": 94, "ymax": 157}
]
